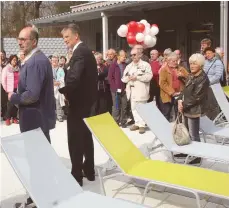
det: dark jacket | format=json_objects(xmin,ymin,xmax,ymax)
[
  {"xmin": 59, "ymin": 42, "xmax": 97, "ymax": 109},
  {"xmin": 108, "ymin": 61, "xmax": 126, "ymax": 93},
  {"xmin": 97, "ymin": 64, "xmax": 108, "ymax": 91},
  {"xmin": 179, "ymin": 70, "xmax": 210, "ymax": 118},
  {"xmin": 10, "ymin": 50, "xmax": 56, "ymax": 132}
]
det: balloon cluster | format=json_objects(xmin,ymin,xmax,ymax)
[{"xmin": 117, "ymin": 19, "xmax": 159, "ymax": 48}]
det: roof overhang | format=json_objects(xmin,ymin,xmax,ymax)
[{"xmin": 29, "ymin": 1, "xmax": 196, "ymax": 28}]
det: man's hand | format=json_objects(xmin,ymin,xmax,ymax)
[
  {"xmin": 178, "ymin": 100, "xmax": 183, "ymax": 113},
  {"xmin": 173, "ymin": 92, "xmax": 180, "ymax": 97},
  {"xmin": 8, "ymin": 92, "xmax": 13, "ymax": 100},
  {"xmin": 129, "ymin": 75, "xmax": 137, "ymax": 81}
]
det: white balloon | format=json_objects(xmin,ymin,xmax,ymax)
[
  {"xmin": 144, "ymin": 35, "xmax": 156, "ymax": 48},
  {"xmin": 146, "ymin": 23, "xmax": 151, "ymax": 29},
  {"xmin": 150, "ymin": 26, "xmax": 159, "ymax": 36},
  {"xmin": 151, "ymin": 36, "xmax": 157, "ymax": 42},
  {"xmin": 143, "ymin": 27, "xmax": 150, "ymax": 35},
  {"xmin": 136, "ymin": 33, "xmax": 145, "ymax": 42},
  {"xmin": 140, "ymin": 19, "xmax": 148, "ymax": 26},
  {"xmin": 144, "ymin": 35, "xmax": 153, "ymax": 45},
  {"xmin": 119, "ymin": 24, "xmax": 128, "ymax": 36},
  {"xmin": 117, "ymin": 28, "xmax": 126, "ymax": 37},
  {"xmin": 148, "ymin": 40, "xmax": 156, "ymax": 48}
]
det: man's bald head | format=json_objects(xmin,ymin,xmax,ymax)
[
  {"xmin": 18, "ymin": 25, "xmax": 39, "ymax": 55},
  {"xmin": 174, "ymin": 50, "xmax": 181, "ymax": 59},
  {"xmin": 133, "ymin": 44, "xmax": 144, "ymax": 54},
  {"xmin": 130, "ymin": 48, "xmax": 141, "ymax": 63},
  {"xmin": 150, "ymin": 49, "xmax": 159, "ymax": 61}
]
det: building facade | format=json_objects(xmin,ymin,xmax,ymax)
[{"xmin": 30, "ymin": 1, "xmax": 228, "ymax": 66}]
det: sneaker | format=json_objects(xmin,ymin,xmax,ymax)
[
  {"xmin": 174, "ymin": 153, "xmax": 188, "ymax": 158},
  {"xmin": 130, "ymin": 125, "xmax": 139, "ymax": 131},
  {"xmin": 139, "ymin": 127, "xmax": 145, "ymax": 134},
  {"xmin": 188, "ymin": 157, "xmax": 202, "ymax": 165},
  {"xmin": 5, "ymin": 119, "xmax": 11, "ymax": 126}
]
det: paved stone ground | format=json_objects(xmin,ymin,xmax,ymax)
[{"xmin": 1, "ymin": 120, "xmax": 229, "ymax": 208}]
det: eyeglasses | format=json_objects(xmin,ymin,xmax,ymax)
[
  {"xmin": 17, "ymin": 37, "xmax": 32, "ymax": 42},
  {"xmin": 131, "ymin": 54, "xmax": 137, "ymax": 57}
]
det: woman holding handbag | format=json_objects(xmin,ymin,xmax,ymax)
[{"xmin": 177, "ymin": 53, "xmax": 209, "ymax": 165}]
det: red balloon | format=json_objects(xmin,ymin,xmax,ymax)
[
  {"xmin": 137, "ymin": 23, "xmax": 145, "ymax": 33},
  {"xmin": 152, "ymin": 24, "xmax": 158, "ymax": 28},
  {"xmin": 127, "ymin": 32, "xmax": 136, "ymax": 36},
  {"xmin": 128, "ymin": 21, "xmax": 138, "ymax": 32},
  {"xmin": 127, "ymin": 35, "xmax": 137, "ymax": 45}
]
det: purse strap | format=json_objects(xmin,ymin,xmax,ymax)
[{"xmin": 175, "ymin": 112, "xmax": 183, "ymax": 124}]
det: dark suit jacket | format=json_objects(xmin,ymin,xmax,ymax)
[
  {"xmin": 10, "ymin": 50, "xmax": 56, "ymax": 132},
  {"xmin": 59, "ymin": 42, "xmax": 97, "ymax": 109}
]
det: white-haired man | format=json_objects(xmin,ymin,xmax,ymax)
[
  {"xmin": 122, "ymin": 48, "xmax": 152, "ymax": 134},
  {"xmin": 133, "ymin": 44, "xmax": 149, "ymax": 62},
  {"xmin": 149, "ymin": 49, "xmax": 161, "ymax": 107}
]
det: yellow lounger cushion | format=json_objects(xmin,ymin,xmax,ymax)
[
  {"xmin": 223, "ymin": 86, "xmax": 229, "ymax": 97},
  {"xmin": 127, "ymin": 159, "xmax": 229, "ymax": 198},
  {"xmin": 85, "ymin": 113, "xmax": 229, "ymax": 198}
]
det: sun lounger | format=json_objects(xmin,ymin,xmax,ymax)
[
  {"xmin": 0, "ymin": 128, "xmax": 147, "ymax": 208},
  {"xmin": 223, "ymin": 86, "xmax": 229, "ymax": 98},
  {"xmin": 211, "ymin": 83, "xmax": 229, "ymax": 123},
  {"xmin": 84, "ymin": 113, "xmax": 229, "ymax": 208},
  {"xmin": 200, "ymin": 116, "xmax": 229, "ymax": 145},
  {"xmin": 136, "ymin": 102, "xmax": 229, "ymax": 164}
]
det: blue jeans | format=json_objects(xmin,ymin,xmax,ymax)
[{"xmin": 184, "ymin": 116, "xmax": 200, "ymax": 142}]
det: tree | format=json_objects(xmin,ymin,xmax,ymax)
[
  {"xmin": 1, "ymin": 1, "xmax": 88, "ymax": 37},
  {"xmin": 34, "ymin": 1, "xmax": 42, "ymax": 19}
]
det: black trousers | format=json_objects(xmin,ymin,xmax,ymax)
[
  {"xmin": 67, "ymin": 105, "xmax": 94, "ymax": 182},
  {"xmin": 160, "ymin": 98, "xmax": 177, "ymax": 121},
  {"xmin": 5, "ymin": 101, "xmax": 18, "ymax": 119},
  {"xmin": 148, "ymin": 80, "xmax": 161, "ymax": 110},
  {"xmin": 91, "ymin": 90, "xmax": 109, "ymax": 116},
  {"xmin": 1, "ymin": 85, "xmax": 8, "ymax": 118},
  {"xmin": 5, "ymin": 88, "xmax": 18, "ymax": 119},
  {"xmin": 19, "ymin": 107, "xmax": 50, "ymax": 143}
]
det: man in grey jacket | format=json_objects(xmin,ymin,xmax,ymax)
[{"xmin": 9, "ymin": 24, "xmax": 56, "ymax": 208}]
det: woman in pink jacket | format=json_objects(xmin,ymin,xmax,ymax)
[{"xmin": 1, "ymin": 55, "xmax": 20, "ymax": 125}]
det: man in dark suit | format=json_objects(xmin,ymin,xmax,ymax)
[
  {"xmin": 9, "ymin": 25, "xmax": 56, "ymax": 208},
  {"xmin": 59, "ymin": 24, "xmax": 97, "ymax": 186}
]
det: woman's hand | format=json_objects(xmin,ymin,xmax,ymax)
[{"xmin": 178, "ymin": 100, "xmax": 183, "ymax": 113}]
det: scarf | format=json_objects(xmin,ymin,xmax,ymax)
[
  {"xmin": 9, "ymin": 64, "xmax": 19, "ymax": 72},
  {"xmin": 169, "ymin": 67, "xmax": 181, "ymax": 92}
]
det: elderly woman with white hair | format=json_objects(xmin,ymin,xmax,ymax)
[{"xmin": 177, "ymin": 53, "xmax": 209, "ymax": 165}]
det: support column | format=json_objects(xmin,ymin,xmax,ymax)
[
  {"xmin": 223, "ymin": 1, "xmax": 228, "ymax": 78},
  {"xmin": 101, "ymin": 12, "xmax": 108, "ymax": 60},
  {"xmin": 220, "ymin": 1, "xmax": 224, "ymax": 48}
]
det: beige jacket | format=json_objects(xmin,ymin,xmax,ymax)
[{"xmin": 122, "ymin": 59, "xmax": 153, "ymax": 101}]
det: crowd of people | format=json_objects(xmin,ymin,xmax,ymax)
[
  {"xmin": 1, "ymin": 38, "xmax": 228, "ymax": 133},
  {"xmin": 0, "ymin": 23, "xmax": 229, "ymax": 207}
]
